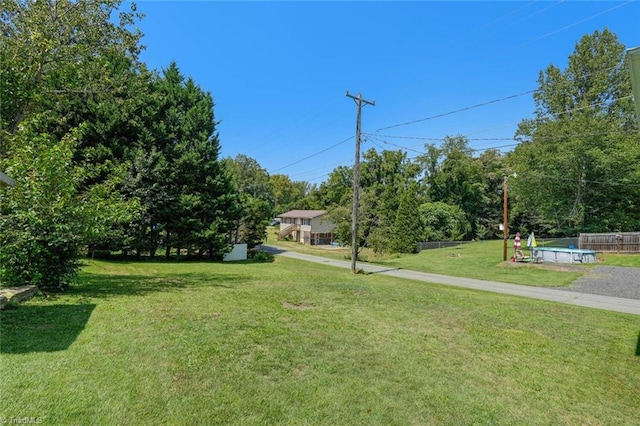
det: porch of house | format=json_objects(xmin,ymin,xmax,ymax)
[{"xmin": 278, "ymin": 225, "xmax": 334, "ymax": 246}]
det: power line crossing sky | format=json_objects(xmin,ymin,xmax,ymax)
[{"xmin": 134, "ymin": 1, "xmax": 640, "ymax": 185}]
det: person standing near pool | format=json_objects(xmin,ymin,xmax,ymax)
[
  {"xmin": 527, "ymin": 232, "xmax": 537, "ymax": 261},
  {"xmin": 514, "ymin": 232, "xmax": 523, "ymax": 259}
]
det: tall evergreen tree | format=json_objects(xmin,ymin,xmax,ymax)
[
  {"xmin": 390, "ymin": 182, "xmax": 423, "ymax": 253},
  {"xmin": 146, "ymin": 63, "xmax": 240, "ymax": 258},
  {"xmin": 357, "ymin": 149, "xmax": 421, "ymax": 254}
]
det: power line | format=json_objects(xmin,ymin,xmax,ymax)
[
  {"xmin": 501, "ymin": 0, "xmax": 567, "ymax": 29},
  {"xmin": 375, "ymin": 80, "xmax": 628, "ymax": 134},
  {"xmin": 373, "ymin": 91, "xmax": 632, "ymax": 142},
  {"xmin": 367, "ymin": 127, "xmax": 636, "ymax": 160},
  {"xmin": 365, "ymin": 133, "xmax": 516, "ymax": 142},
  {"xmin": 523, "ymin": 1, "xmax": 635, "ymax": 46},
  {"xmin": 464, "ymin": 121, "xmax": 524, "ymax": 136},
  {"xmin": 374, "ymin": 57, "xmax": 624, "ymax": 133},
  {"xmin": 246, "ymin": 5, "xmax": 633, "ymax": 185},
  {"xmin": 298, "ymin": 171, "xmax": 335, "ymax": 185},
  {"xmin": 454, "ymin": 1, "xmax": 568, "ymax": 53},
  {"xmin": 239, "ymin": 97, "xmax": 345, "ymax": 153},
  {"xmin": 514, "ymin": 170, "xmax": 640, "ymax": 188},
  {"xmin": 267, "ymin": 65, "xmax": 629, "ymax": 180},
  {"xmin": 435, "ymin": 0, "xmax": 541, "ymax": 53},
  {"xmin": 370, "ymin": 137, "xmax": 520, "ymax": 157},
  {"xmin": 269, "ymin": 136, "xmax": 354, "ymax": 173},
  {"xmin": 375, "ymin": 89, "xmax": 536, "ymax": 132},
  {"xmin": 374, "ymin": 3, "xmax": 604, "ymax": 134},
  {"xmin": 285, "ymin": 162, "xmax": 352, "ymax": 185},
  {"xmin": 367, "ymin": 138, "xmax": 387, "ymax": 152},
  {"xmin": 487, "ymin": 0, "xmax": 636, "ymax": 58},
  {"xmin": 278, "ymin": 132, "xmax": 637, "ymax": 186},
  {"xmin": 297, "ymin": 155, "xmax": 640, "ymax": 191},
  {"xmin": 286, "ymin": 160, "xmax": 350, "ymax": 180},
  {"xmin": 473, "ymin": 143, "xmax": 520, "ymax": 152},
  {"xmin": 366, "ymin": 134, "xmax": 425, "ymax": 154},
  {"xmin": 372, "ymin": 137, "xmax": 521, "ymax": 156},
  {"xmin": 365, "ymin": 130, "xmax": 633, "ymax": 143}
]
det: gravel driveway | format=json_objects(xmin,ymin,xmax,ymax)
[{"xmin": 555, "ymin": 266, "xmax": 640, "ymax": 300}]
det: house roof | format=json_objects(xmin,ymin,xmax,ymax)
[{"xmin": 277, "ymin": 210, "xmax": 327, "ymax": 219}]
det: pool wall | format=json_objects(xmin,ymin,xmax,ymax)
[{"xmin": 534, "ymin": 247, "xmax": 596, "ymax": 263}]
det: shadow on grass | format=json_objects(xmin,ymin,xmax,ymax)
[
  {"xmin": 259, "ymin": 245, "xmax": 287, "ymax": 255},
  {"xmin": 365, "ymin": 267, "xmax": 402, "ymax": 275},
  {"xmin": 80, "ymin": 255, "xmax": 276, "ymax": 266},
  {"xmin": 0, "ymin": 304, "xmax": 95, "ymax": 354},
  {"xmin": 636, "ymin": 331, "xmax": 640, "ymax": 356},
  {"xmin": 70, "ymin": 272, "xmax": 250, "ymax": 299}
]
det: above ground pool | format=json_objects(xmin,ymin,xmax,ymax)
[{"xmin": 534, "ymin": 247, "xmax": 596, "ymax": 263}]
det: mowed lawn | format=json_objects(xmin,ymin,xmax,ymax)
[
  {"xmin": 269, "ymin": 235, "xmax": 640, "ymax": 286},
  {"xmin": 1, "ymin": 257, "xmax": 639, "ymax": 425},
  {"xmin": 270, "ymin": 238, "xmax": 583, "ymax": 286}
]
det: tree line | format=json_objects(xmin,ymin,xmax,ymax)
[
  {"xmin": 1, "ymin": 1, "xmax": 637, "ymax": 291},
  {"xmin": 0, "ymin": 1, "xmax": 297, "ymax": 290},
  {"xmin": 298, "ymin": 29, "xmax": 639, "ymax": 255}
]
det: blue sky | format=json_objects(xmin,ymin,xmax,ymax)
[{"xmin": 132, "ymin": 1, "xmax": 640, "ymax": 185}]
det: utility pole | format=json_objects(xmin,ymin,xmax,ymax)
[
  {"xmin": 346, "ymin": 91, "xmax": 375, "ymax": 273},
  {"xmin": 503, "ymin": 176, "xmax": 508, "ymax": 262}
]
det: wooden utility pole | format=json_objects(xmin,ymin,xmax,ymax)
[
  {"xmin": 503, "ymin": 176, "xmax": 508, "ymax": 262},
  {"xmin": 346, "ymin": 91, "xmax": 375, "ymax": 273}
]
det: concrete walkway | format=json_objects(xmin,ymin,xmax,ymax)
[{"xmin": 262, "ymin": 246, "xmax": 640, "ymax": 315}]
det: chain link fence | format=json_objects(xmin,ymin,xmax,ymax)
[
  {"xmin": 416, "ymin": 241, "xmax": 470, "ymax": 251},
  {"xmin": 417, "ymin": 237, "xmax": 581, "ymax": 252}
]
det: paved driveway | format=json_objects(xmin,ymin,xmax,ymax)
[{"xmin": 261, "ymin": 246, "xmax": 640, "ymax": 315}]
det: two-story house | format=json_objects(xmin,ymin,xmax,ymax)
[{"xmin": 277, "ymin": 210, "xmax": 335, "ymax": 245}]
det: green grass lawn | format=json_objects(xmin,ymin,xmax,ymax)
[
  {"xmin": 269, "ymin": 237, "xmax": 581, "ymax": 287},
  {"xmin": 372, "ymin": 240, "xmax": 584, "ymax": 287},
  {"xmin": 268, "ymin": 231, "xmax": 640, "ymax": 287},
  {"xmin": 373, "ymin": 242, "xmax": 640, "ymax": 286},
  {"xmin": 597, "ymin": 252, "xmax": 640, "ymax": 267},
  {"xmin": 1, "ymin": 258, "xmax": 639, "ymax": 425}
]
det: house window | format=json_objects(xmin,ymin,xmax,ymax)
[{"xmin": 302, "ymin": 218, "xmax": 311, "ymax": 226}]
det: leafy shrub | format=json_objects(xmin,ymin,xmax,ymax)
[
  {"xmin": 250, "ymin": 250, "xmax": 273, "ymax": 262},
  {"xmin": 0, "ymin": 128, "xmax": 84, "ymax": 291}
]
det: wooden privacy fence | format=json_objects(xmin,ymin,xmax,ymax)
[{"xmin": 579, "ymin": 232, "xmax": 640, "ymax": 253}]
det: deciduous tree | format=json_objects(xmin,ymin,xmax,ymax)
[
  {"xmin": 511, "ymin": 29, "xmax": 640, "ymax": 235},
  {"xmin": 0, "ymin": 125, "xmax": 84, "ymax": 290}
]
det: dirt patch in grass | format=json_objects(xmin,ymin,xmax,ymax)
[{"xmin": 282, "ymin": 301, "xmax": 313, "ymax": 310}]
